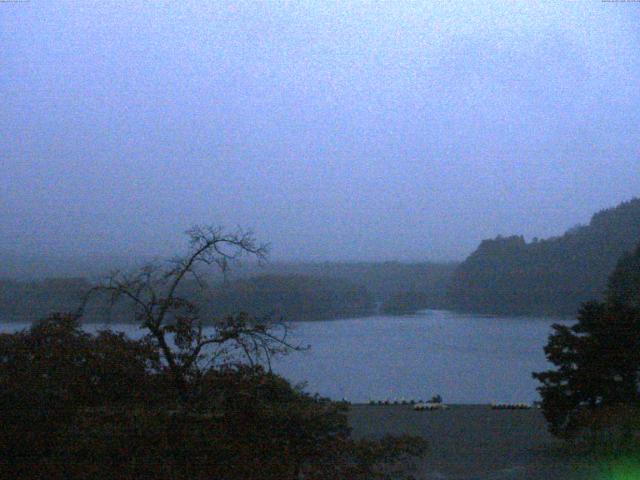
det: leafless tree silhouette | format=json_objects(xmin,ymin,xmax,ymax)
[{"xmin": 83, "ymin": 225, "xmax": 303, "ymax": 402}]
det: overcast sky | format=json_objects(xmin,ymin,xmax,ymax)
[{"xmin": 2, "ymin": 1, "xmax": 639, "ymax": 262}]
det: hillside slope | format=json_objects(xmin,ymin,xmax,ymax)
[{"xmin": 447, "ymin": 198, "xmax": 640, "ymax": 316}]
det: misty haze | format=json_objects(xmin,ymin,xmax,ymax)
[{"xmin": 2, "ymin": 2, "xmax": 640, "ymax": 480}]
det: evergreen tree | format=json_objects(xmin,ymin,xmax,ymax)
[
  {"xmin": 533, "ymin": 243, "xmax": 640, "ymax": 445},
  {"xmin": 607, "ymin": 242, "xmax": 640, "ymax": 309}
]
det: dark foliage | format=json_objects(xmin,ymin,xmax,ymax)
[
  {"xmin": 0, "ymin": 274, "xmax": 374, "ymax": 324},
  {"xmin": 607, "ymin": 242, "xmax": 640, "ymax": 309},
  {"xmin": 448, "ymin": 198, "xmax": 640, "ymax": 315},
  {"xmin": 533, "ymin": 302, "xmax": 640, "ymax": 438},
  {"xmin": 534, "ymin": 245, "xmax": 640, "ymax": 448},
  {"xmin": 0, "ymin": 314, "xmax": 426, "ymax": 479}
]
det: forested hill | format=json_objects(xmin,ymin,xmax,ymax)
[
  {"xmin": 200, "ymin": 274, "xmax": 374, "ymax": 321},
  {"xmin": 250, "ymin": 261, "xmax": 457, "ymax": 309},
  {"xmin": 0, "ymin": 261, "xmax": 457, "ymax": 323},
  {"xmin": 447, "ymin": 198, "xmax": 640, "ymax": 316},
  {"xmin": 0, "ymin": 274, "xmax": 374, "ymax": 324}
]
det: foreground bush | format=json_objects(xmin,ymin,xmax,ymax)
[{"xmin": 0, "ymin": 314, "xmax": 426, "ymax": 479}]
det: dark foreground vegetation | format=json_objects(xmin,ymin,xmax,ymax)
[
  {"xmin": 0, "ymin": 226, "xmax": 426, "ymax": 479},
  {"xmin": 448, "ymin": 197, "xmax": 640, "ymax": 316},
  {"xmin": 534, "ymin": 240, "xmax": 640, "ymax": 452},
  {"xmin": 0, "ymin": 315, "xmax": 425, "ymax": 479}
]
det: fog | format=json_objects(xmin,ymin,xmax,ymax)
[{"xmin": 2, "ymin": 1, "xmax": 639, "ymax": 263}]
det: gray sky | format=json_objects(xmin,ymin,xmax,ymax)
[{"xmin": 2, "ymin": 1, "xmax": 639, "ymax": 262}]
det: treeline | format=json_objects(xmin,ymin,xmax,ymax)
[
  {"xmin": 0, "ymin": 262, "xmax": 457, "ymax": 323},
  {"xmin": 200, "ymin": 274, "xmax": 374, "ymax": 321},
  {"xmin": 245, "ymin": 261, "xmax": 456, "ymax": 303},
  {"xmin": 245, "ymin": 262, "xmax": 456, "ymax": 314},
  {"xmin": 0, "ymin": 278, "xmax": 92, "ymax": 322},
  {"xmin": 0, "ymin": 275, "xmax": 372, "ymax": 324},
  {"xmin": 380, "ymin": 290, "xmax": 450, "ymax": 315},
  {"xmin": 447, "ymin": 198, "xmax": 640, "ymax": 316}
]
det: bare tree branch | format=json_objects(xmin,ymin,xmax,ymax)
[{"xmin": 82, "ymin": 225, "xmax": 300, "ymax": 404}]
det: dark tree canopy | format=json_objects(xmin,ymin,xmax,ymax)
[
  {"xmin": 195, "ymin": 273, "xmax": 374, "ymax": 321},
  {"xmin": 607, "ymin": 242, "xmax": 640, "ymax": 309},
  {"xmin": 0, "ymin": 314, "xmax": 426, "ymax": 479},
  {"xmin": 448, "ymin": 198, "xmax": 640, "ymax": 316},
  {"xmin": 533, "ymin": 302, "xmax": 640, "ymax": 438},
  {"xmin": 534, "ymin": 244, "xmax": 640, "ymax": 446}
]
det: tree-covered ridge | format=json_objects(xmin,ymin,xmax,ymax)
[
  {"xmin": 0, "ymin": 261, "xmax": 457, "ymax": 322},
  {"xmin": 0, "ymin": 274, "xmax": 375, "ymax": 324},
  {"xmin": 253, "ymin": 261, "xmax": 457, "ymax": 304},
  {"xmin": 202, "ymin": 274, "xmax": 375, "ymax": 321},
  {"xmin": 0, "ymin": 278, "xmax": 92, "ymax": 321},
  {"xmin": 447, "ymin": 198, "xmax": 640, "ymax": 316}
]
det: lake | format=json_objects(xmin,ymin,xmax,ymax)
[{"xmin": 0, "ymin": 309, "xmax": 573, "ymax": 404}]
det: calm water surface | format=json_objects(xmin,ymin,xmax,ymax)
[{"xmin": 0, "ymin": 310, "xmax": 572, "ymax": 404}]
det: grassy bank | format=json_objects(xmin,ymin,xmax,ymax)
[{"xmin": 348, "ymin": 404, "xmax": 609, "ymax": 480}]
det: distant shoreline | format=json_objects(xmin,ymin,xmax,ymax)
[{"xmin": 0, "ymin": 308, "xmax": 572, "ymax": 327}]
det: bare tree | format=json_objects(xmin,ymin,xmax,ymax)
[{"xmin": 82, "ymin": 225, "xmax": 302, "ymax": 402}]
